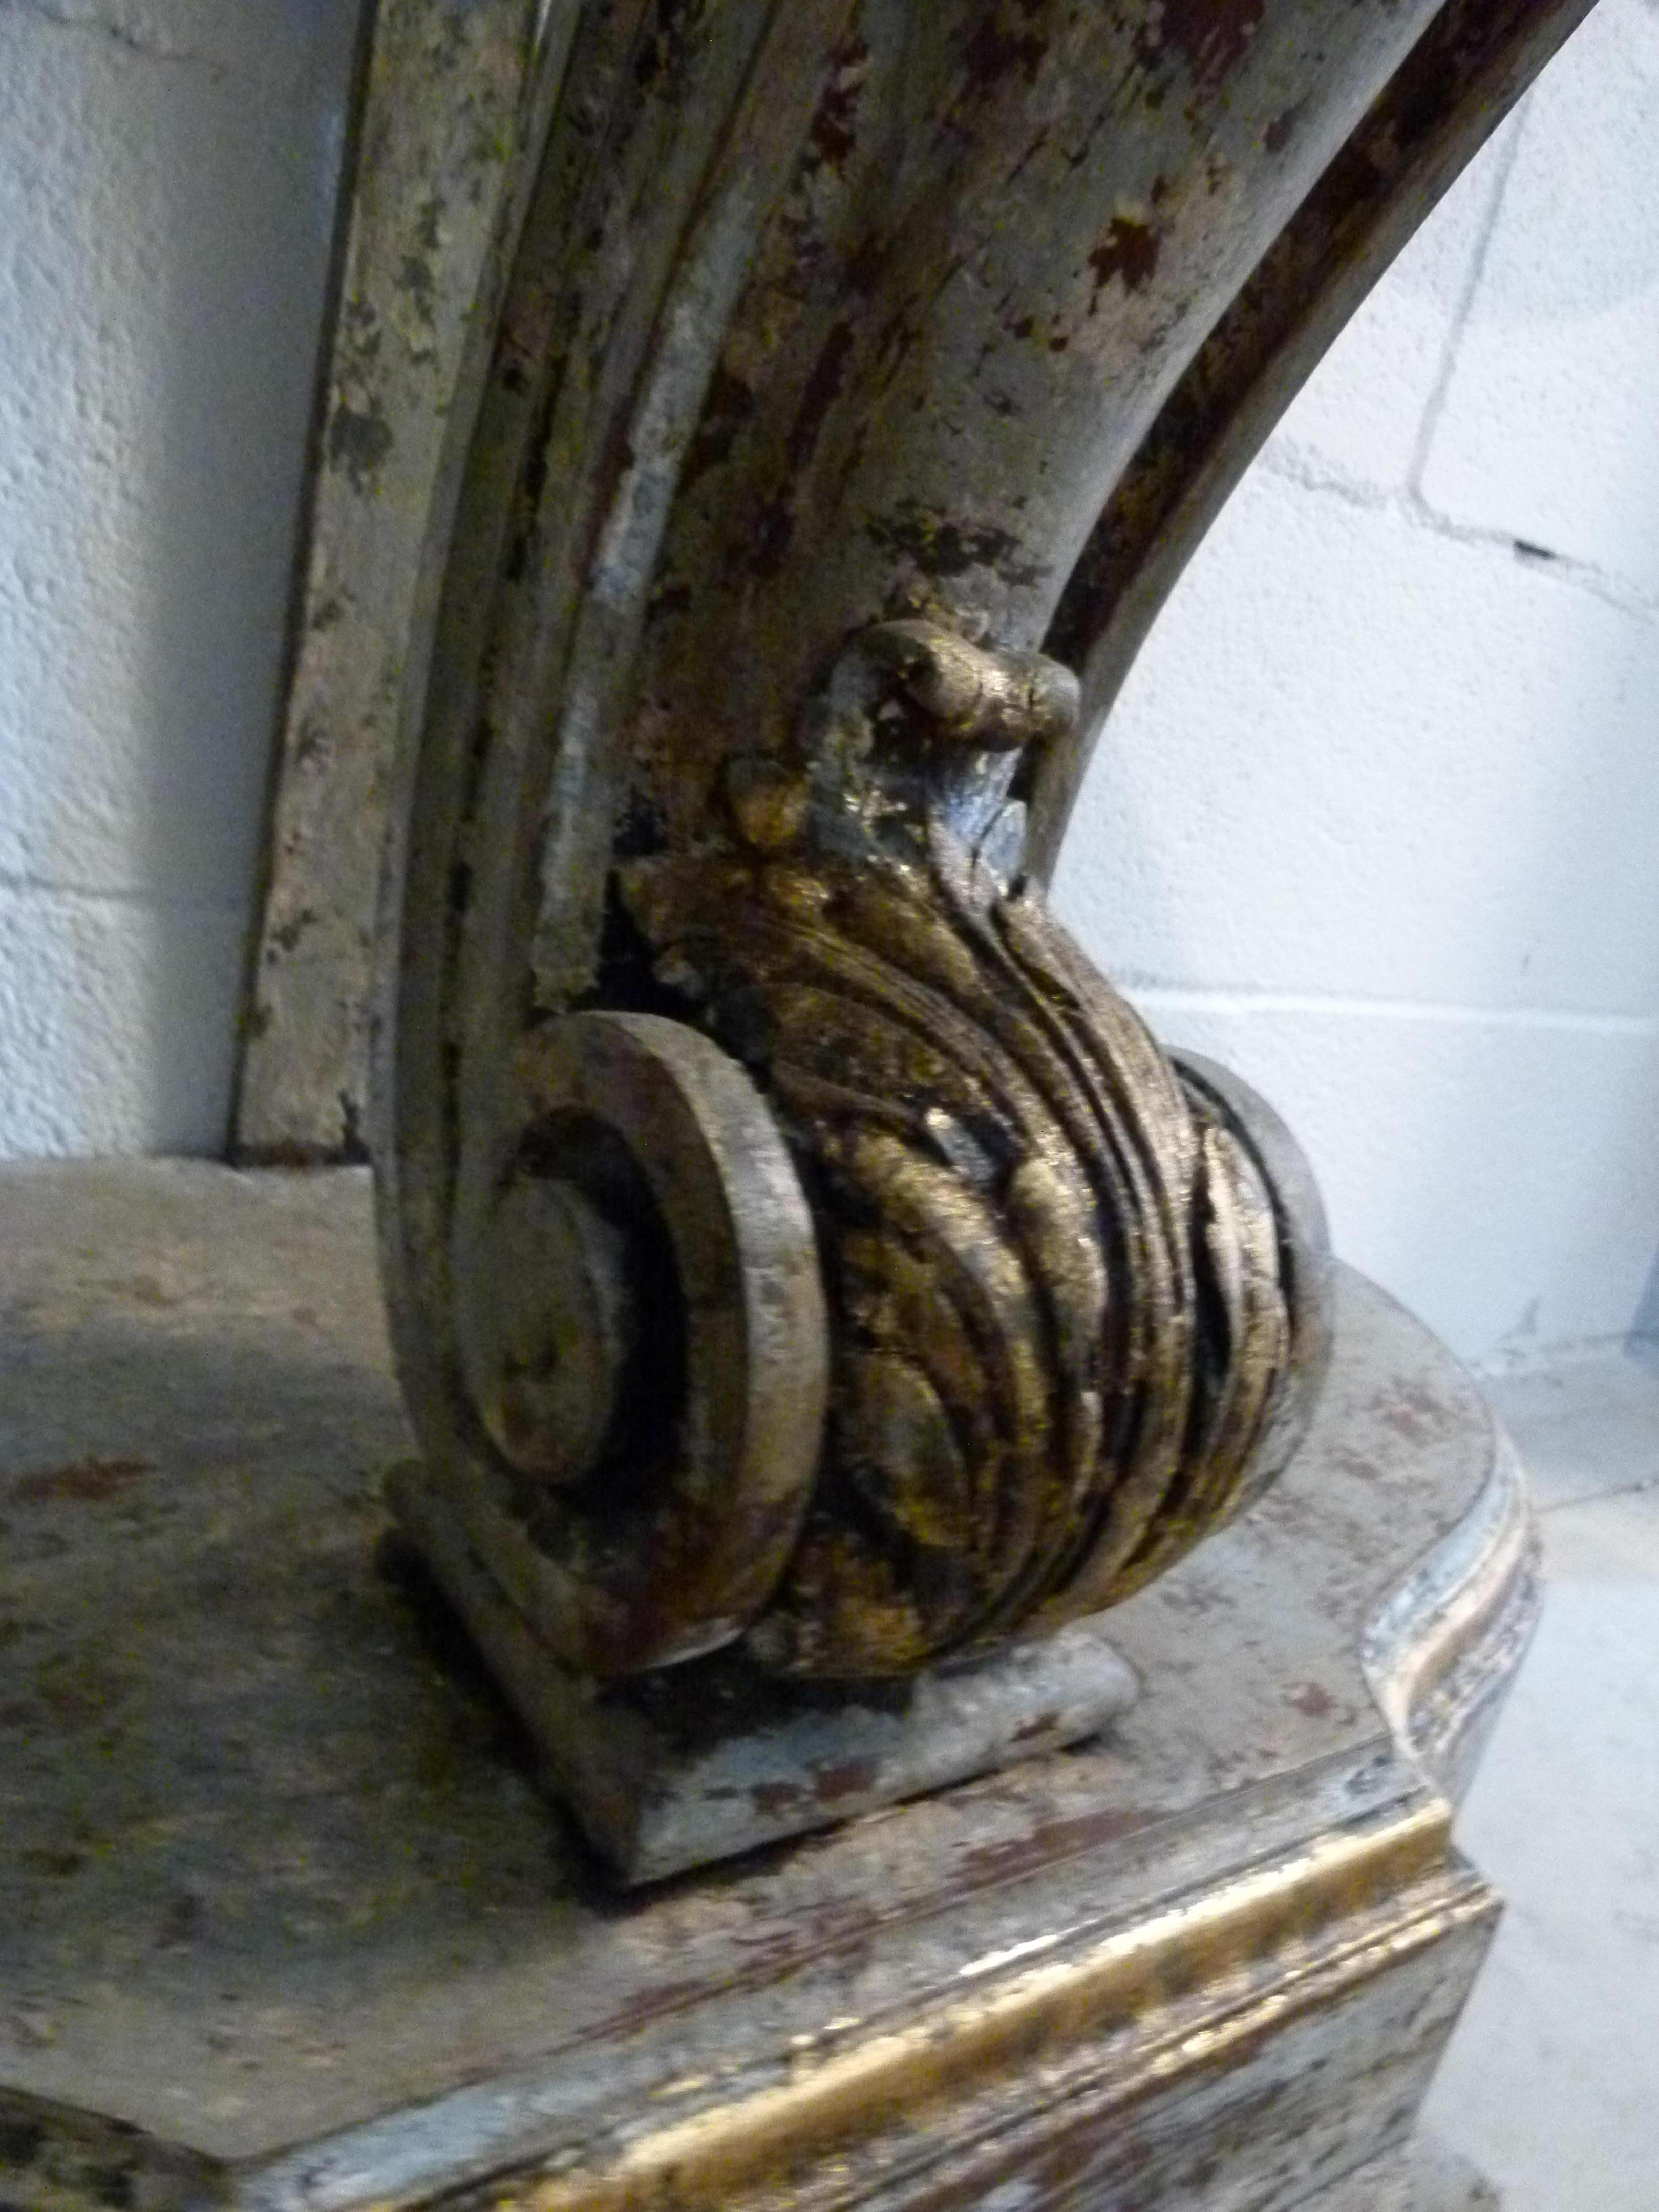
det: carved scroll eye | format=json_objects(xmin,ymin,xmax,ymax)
[{"xmin": 451, "ymin": 1012, "xmax": 830, "ymax": 1678}]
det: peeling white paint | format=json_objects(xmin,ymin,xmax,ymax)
[{"xmin": 957, "ymin": 1929, "xmax": 1069, "ymax": 1980}]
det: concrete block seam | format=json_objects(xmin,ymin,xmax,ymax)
[
  {"xmin": 1475, "ymin": 1335, "xmax": 1659, "ymax": 1379},
  {"xmin": 1258, "ymin": 441, "xmax": 1392, "ymax": 512},
  {"xmin": 1124, "ymin": 984, "xmax": 1659, "ymax": 1037},
  {"xmin": 1252, "ymin": 445, "xmax": 1659, "ymax": 622},
  {"xmin": 1536, "ymin": 1472, "xmax": 1659, "ymax": 1516},
  {"xmin": 0, "ymin": 875, "xmax": 250, "ymax": 917},
  {"xmin": 1399, "ymin": 481, "xmax": 1659, "ymax": 620}
]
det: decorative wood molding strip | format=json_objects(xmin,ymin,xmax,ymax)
[
  {"xmin": 237, "ymin": 0, "xmax": 548, "ymax": 1162},
  {"xmin": 236, "ymin": 0, "xmax": 1597, "ymax": 1158},
  {"xmin": 0, "ymin": 1172, "xmax": 1534, "ymax": 2211}
]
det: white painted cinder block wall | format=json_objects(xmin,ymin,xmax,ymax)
[
  {"xmin": 0, "ymin": 0, "xmax": 362, "ymax": 1151},
  {"xmin": 1054, "ymin": 0, "xmax": 1659, "ymax": 1367},
  {"xmin": 1, "ymin": 0, "xmax": 1655, "ymax": 1369}
]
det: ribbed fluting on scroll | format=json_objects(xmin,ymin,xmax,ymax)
[{"xmin": 628, "ymin": 832, "xmax": 1296, "ymax": 1678}]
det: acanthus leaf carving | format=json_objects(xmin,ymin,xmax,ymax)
[{"xmin": 613, "ymin": 619, "xmax": 1332, "ymax": 1675}]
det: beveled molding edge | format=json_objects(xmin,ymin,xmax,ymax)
[
  {"xmin": 244, "ymin": 1428, "xmax": 1538, "ymax": 2212},
  {"xmin": 0, "ymin": 1368, "xmax": 1536, "ymax": 2212},
  {"xmin": 1362, "ymin": 1413, "xmax": 1542, "ymax": 1808},
  {"xmin": 0, "ymin": 1803, "xmax": 1487, "ymax": 2212},
  {"xmin": 234, "ymin": 1798, "xmax": 1488, "ymax": 2212},
  {"xmin": 0, "ymin": 1816, "xmax": 1499, "ymax": 2212},
  {"xmin": 423, "ymin": 1816, "xmax": 1484, "ymax": 2212}
]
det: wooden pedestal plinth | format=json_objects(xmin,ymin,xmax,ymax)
[{"xmin": 0, "ymin": 1166, "xmax": 1534, "ymax": 2210}]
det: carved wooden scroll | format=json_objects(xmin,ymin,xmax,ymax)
[
  {"xmin": 368, "ymin": 0, "xmax": 1593, "ymax": 1870},
  {"xmin": 622, "ymin": 618, "xmax": 1330, "ymax": 1676}
]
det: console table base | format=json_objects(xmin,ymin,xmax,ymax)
[{"xmin": 0, "ymin": 1165, "xmax": 1533, "ymax": 2211}]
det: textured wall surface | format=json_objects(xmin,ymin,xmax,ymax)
[
  {"xmin": 0, "ymin": 0, "xmax": 1652, "ymax": 1368},
  {"xmin": 0, "ymin": 0, "xmax": 362, "ymax": 1151},
  {"xmin": 1054, "ymin": 0, "xmax": 1659, "ymax": 1366}
]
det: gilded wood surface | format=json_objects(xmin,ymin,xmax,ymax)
[
  {"xmin": 239, "ymin": 0, "xmax": 1596, "ymax": 1153},
  {"xmin": 377, "ymin": 1, "xmax": 1436, "ymax": 1688},
  {"xmin": 621, "ymin": 622, "xmax": 1328, "ymax": 1673},
  {"xmin": 0, "ymin": 1167, "xmax": 1535, "ymax": 2209},
  {"xmin": 351, "ymin": 0, "xmax": 1587, "ymax": 1704}
]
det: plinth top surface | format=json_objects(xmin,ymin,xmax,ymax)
[{"xmin": 0, "ymin": 1163, "xmax": 1498, "ymax": 2165}]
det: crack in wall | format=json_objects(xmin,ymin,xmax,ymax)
[
  {"xmin": 1259, "ymin": 441, "xmax": 1659, "ymax": 627},
  {"xmin": 0, "ymin": 0, "xmax": 211, "ymax": 70},
  {"xmin": 1407, "ymin": 101, "xmax": 1534, "ymax": 500}
]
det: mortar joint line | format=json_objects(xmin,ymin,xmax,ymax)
[{"xmin": 1257, "ymin": 443, "xmax": 1659, "ymax": 624}]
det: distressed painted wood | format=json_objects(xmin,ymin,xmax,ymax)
[
  {"xmin": 196, "ymin": 4, "xmax": 1593, "ymax": 2196},
  {"xmin": 237, "ymin": 0, "xmax": 1598, "ymax": 1157},
  {"xmin": 236, "ymin": 0, "xmax": 546, "ymax": 1162},
  {"xmin": 356, "ymin": 0, "xmax": 1607, "ymax": 1869},
  {"xmin": 0, "ymin": 1163, "xmax": 1533, "ymax": 2207}
]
